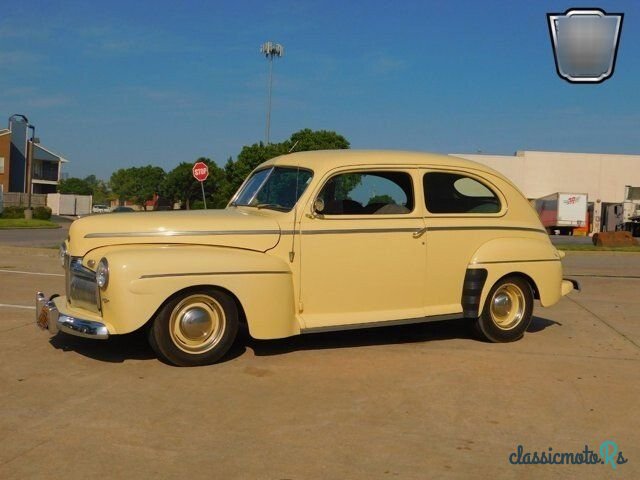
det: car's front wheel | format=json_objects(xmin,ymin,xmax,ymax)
[
  {"xmin": 149, "ymin": 288, "xmax": 239, "ymax": 366},
  {"xmin": 475, "ymin": 276, "xmax": 533, "ymax": 342}
]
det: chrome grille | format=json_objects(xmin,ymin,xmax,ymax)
[{"xmin": 67, "ymin": 256, "xmax": 99, "ymax": 312}]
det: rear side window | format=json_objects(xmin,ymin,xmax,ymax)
[{"xmin": 423, "ymin": 172, "xmax": 501, "ymax": 214}]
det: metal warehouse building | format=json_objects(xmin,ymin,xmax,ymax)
[{"xmin": 453, "ymin": 150, "xmax": 640, "ymax": 233}]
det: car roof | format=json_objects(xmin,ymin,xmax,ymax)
[{"xmin": 259, "ymin": 150, "xmax": 505, "ymax": 178}]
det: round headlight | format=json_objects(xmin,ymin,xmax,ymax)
[
  {"xmin": 96, "ymin": 258, "xmax": 109, "ymax": 289},
  {"xmin": 59, "ymin": 243, "xmax": 67, "ymax": 267}
]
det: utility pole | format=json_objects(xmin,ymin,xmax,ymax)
[
  {"xmin": 26, "ymin": 124, "xmax": 35, "ymax": 211},
  {"xmin": 260, "ymin": 41, "xmax": 284, "ymax": 144}
]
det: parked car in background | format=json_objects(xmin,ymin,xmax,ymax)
[
  {"xmin": 111, "ymin": 206, "xmax": 135, "ymax": 213},
  {"xmin": 36, "ymin": 150, "xmax": 579, "ymax": 366},
  {"xmin": 91, "ymin": 204, "xmax": 110, "ymax": 214}
]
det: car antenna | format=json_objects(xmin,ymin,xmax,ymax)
[{"xmin": 289, "ymin": 140, "xmax": 300, "ymax": 262}]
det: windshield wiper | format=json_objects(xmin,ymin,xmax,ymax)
[{"xmin": 256, "ymin": 203, "xmax": 289, "ymax": 211}]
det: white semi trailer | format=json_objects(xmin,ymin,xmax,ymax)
[{"xmin": 534, "ymin": 192, "xmax": 588, "ymax": 235}]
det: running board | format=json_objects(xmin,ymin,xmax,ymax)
[{"xmin": 301, "ymin": 313, "xmax": 463, "ymax": 334}]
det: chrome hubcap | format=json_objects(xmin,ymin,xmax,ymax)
[
  {"xmin": 490, "ymin": 283, "xmax": 525, "ymax": 330},
  {"xmin": 169, "ymin": 294, "xmax": 226, "ymax": 354},
  {"xmin": 180, "ymin": 307, "xmax": 211, "ymax": 339}
]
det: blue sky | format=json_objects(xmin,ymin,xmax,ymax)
[{"xmin": 1, "ymin": 0, "xmax": 638, "ymax": 180}]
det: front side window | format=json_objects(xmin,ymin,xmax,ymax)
[
  {"xmin": 233, "ymin": 167, "xmax": 313, "ymax": 211},
  {"xmin": 423, "ymin": 172, "xmax": 501, "ymax": 214},
  {"xmin": 317, "ymin": 171, "xmax": 414, "ymax": 215}
]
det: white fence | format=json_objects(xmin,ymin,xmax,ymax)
[{"xmin": 47, "ymin": 194, "xmax": 92, "ymax": 216}]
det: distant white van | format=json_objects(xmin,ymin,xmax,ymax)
[{"xmin": 92, "ymin": 204, "xmax": 110, "ymax": 214}]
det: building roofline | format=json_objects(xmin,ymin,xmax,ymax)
[
  {"xmin": 516, "ymin": 149, "xmax": 640, "ymax": 157},
  {"xmin": 454, "ymin": 150, "xmax": 640, "ymax": 159},
  {"xmin": 33, "ymin": 142, "xmax": 69, "ymax": 162},
  {"xmin": 0, "ymin": 129, "xmax": 10, "ymax": 136}
]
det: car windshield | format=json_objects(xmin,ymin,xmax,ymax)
[{"xmin": 232, "ymin": 166, "xmax": 313, "ymax": 211}]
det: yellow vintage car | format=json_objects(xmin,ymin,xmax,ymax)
[{"xmin": 36, "ymin": 150, "xmax": 579, "ymax": 366}]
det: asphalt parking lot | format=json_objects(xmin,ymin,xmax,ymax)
[
  {"xmin": 1, "ymin": 246, "xmax": 639, "ymax": 479},
  {"xmin": 0, "ymin": 216, "xmax": 71, "ymax": 248}
]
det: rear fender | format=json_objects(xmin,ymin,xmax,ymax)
[{"xmin": 469, "ymin": 237, "xmax": 564, "ymax": 312}]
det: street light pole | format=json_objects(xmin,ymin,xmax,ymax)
[
  {"xmin": 260, "ymin": 41, "xmax": 284, "ymax": 145},
  {"xmin": 26, "ymin": 124, "xmax": 35, "ymax": 210}
]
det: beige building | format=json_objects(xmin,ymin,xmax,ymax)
[{"xmin": 453, "ymin": 150, "xmax": 640, "ymax": 232}]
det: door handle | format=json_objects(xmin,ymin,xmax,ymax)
[{"xmin": 412, "ymin": 227, "xmax": 427, "ymax": 238}]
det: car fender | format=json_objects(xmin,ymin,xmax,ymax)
[
  {"xmin": 85, "ymin": 245, "xmax": 298, "ymax": 338},
  {"xmin": 468, "ymin": 237, "xmax": 564, "ymax": 312}
]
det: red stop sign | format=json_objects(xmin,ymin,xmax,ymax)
[{"xmin": 192, "ymin": 161, "xmax": 209, "ymax": 182}]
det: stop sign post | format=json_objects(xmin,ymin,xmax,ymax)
[{"xmin": 192, "ymin": 162, "xmax": 209, "ymax": 209}]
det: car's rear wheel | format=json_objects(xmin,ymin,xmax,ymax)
[
  {"xmin": 475, "ymin": 276, "xmax": 533, "ymax": 342},
  {"xmin": 149, "ymin": 288, "xmax": 239, "ymax": 366}
]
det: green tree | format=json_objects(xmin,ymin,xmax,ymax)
[
  {"xmin": 288, "ymin": 128, "xmax": 350, "ymax": 151},
  {"xmin": 109, "ymin": 168, "xmax": 134, "ymax": 203},
  {"xmin": 161, "ymin": 158, "xmax": 227, "ymax": 209},
  {"xmin": 223, "ymin": 143, "xmax": 288, "ymax": 200},
  {"xmin": 83, "ymin": 175, "xmax": 111, "ymax": 204},
  {"xmin": 58, "ymin": 177, "xmax": 92, "ymax": 195},
  {"xmin": 224, "ymin": 129, "xmax": 350, "ymax": 198},
  {"xmin": 367, "ymin": 194, "xmax": 395, "ymax": 205},
  {"xmin": 110, "ymin": 166, "xmax": 166, "ymax": 209}
]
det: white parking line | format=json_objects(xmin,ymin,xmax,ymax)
[
  {"xmin": 0, "ymin": 269, "xmax": 63, "ymax": 277},
  {"xmin": 0, "ymin": 303, "xmax": 36, "ymax": 310}
]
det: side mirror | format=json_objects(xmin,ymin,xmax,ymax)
[{"xmin": 314, "ymin": 197, "xmax": 325, "ymax": 214}]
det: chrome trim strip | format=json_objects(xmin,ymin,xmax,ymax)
[
  {"xmin": 300, "ymin": 227, "xmax": 418, "ymax": 235},
  {"xmin": 474, "ymin": 258, "xmax": 560, "ymax": 265},
  {"xmin": 85, "ymin": 230, "xmax": 282, "ymax": 238},
  {"xmin": 140, "ymin": 270, "xmax": 290, "ymax": 279},
  {"xmin": 289, "ymin": 226, "xmax": 547, "ymax": 236},
  {"xmin": 86, "ymin": 226, "xmax": 545, "ymax": 239},
  {"xmin": 301, "ymin": 313, "xmax": 462, "ymax": 334},
  {"xmin": 427, "ymin": 226, "xmax": 546, "ymax": 234}
]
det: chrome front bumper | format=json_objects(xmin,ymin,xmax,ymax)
[{"xmin": 36, "ymin": 292, "xmax": 109, "ymax": 340}]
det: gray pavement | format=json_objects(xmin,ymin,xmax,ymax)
[
  {"xmin": 0, "ymin": 216, "xmax": 72, "ymax": 248},
  {"xmin": 0, "ymin": 247, "xmax": 638, "ymax": 479}
]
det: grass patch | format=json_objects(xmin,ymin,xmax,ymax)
[
  {"xmin": 557, "ymin": 244, "xmax": 640, "ymax": 252},
  {"xmin": 0, "ymin": 218, "xmax": 60, "ymax": 229}
]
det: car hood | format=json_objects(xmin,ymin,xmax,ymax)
[{"xmin": 67, "ymin": 208, "xmax": 282, "ymax": 256}]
